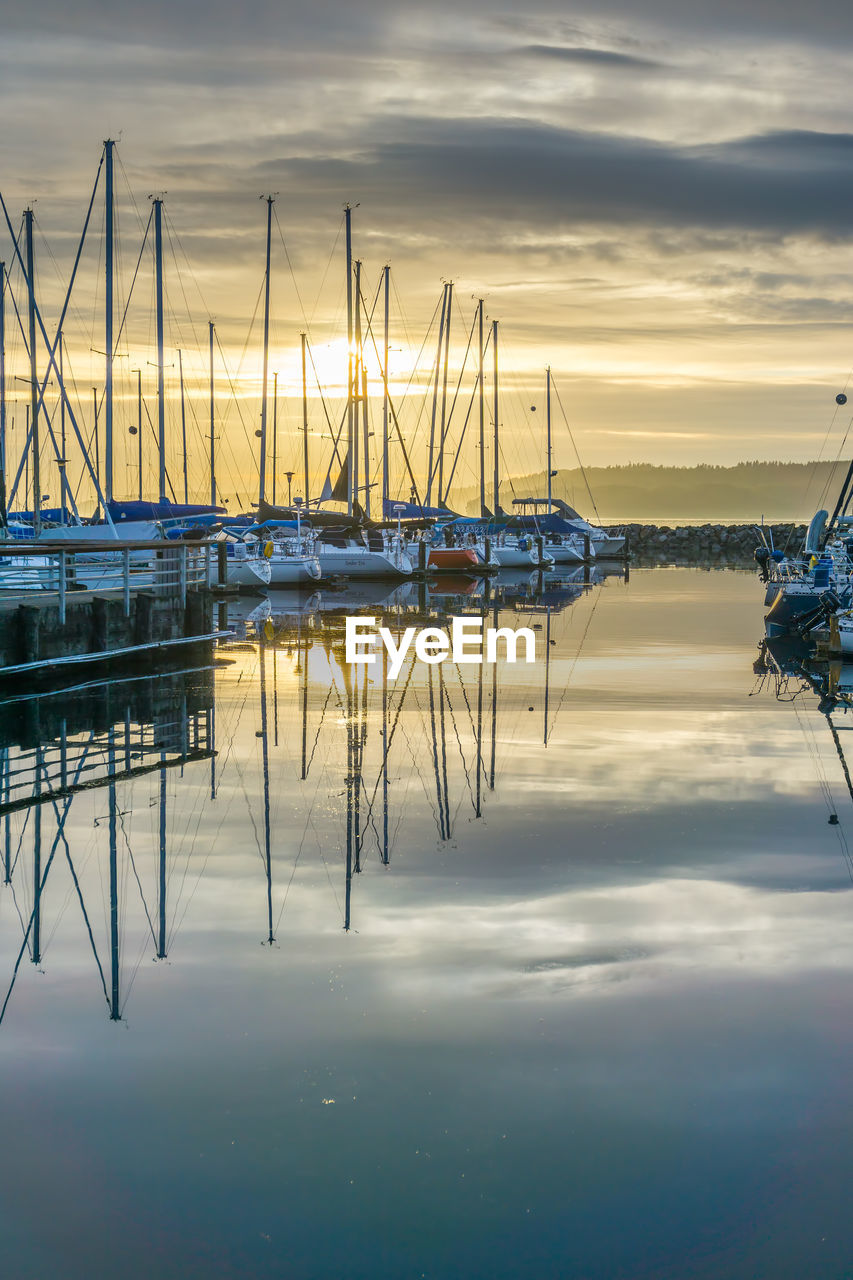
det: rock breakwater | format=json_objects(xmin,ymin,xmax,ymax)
[{"xmin": 614, "ymin": 522, "xmax": 806, "ymax": 563}]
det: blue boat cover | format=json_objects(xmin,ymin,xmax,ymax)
[{"xmin": 107, "ymin": 500, "xmax": 226, "ymax": 522}]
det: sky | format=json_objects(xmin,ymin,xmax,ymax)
[{"xmin": 2, "ymin": 0, "xmax": 853, "ymax": 504}]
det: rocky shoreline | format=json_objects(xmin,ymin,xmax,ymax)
[{"xmin": 612, "ymin": 522, "xmax": 806, "ymax": 564}]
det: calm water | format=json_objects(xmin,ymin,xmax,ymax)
[{"xmin": 1, "ymin": 568, "xmax": 852, "ymax": 1280}]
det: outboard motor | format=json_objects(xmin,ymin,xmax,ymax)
[
  {"xmin": 754, "ymin": 545, "xmax": 771, "ymax": 582},
  {"xmin": 793, "ymin": 588, "xmax": 842, "ymax": 636}
]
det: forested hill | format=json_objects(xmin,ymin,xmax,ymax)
[{"xmin": 459, "ymin": 461, "xmax": 845, "ymax": 521}]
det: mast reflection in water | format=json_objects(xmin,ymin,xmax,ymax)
[{"xmin": 0, "ymin": 567, "xmax": 601, "ymax": 1025}]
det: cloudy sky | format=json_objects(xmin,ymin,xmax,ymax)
[{"xmin": 2, "ymin": 0, "xmax": 853, "ymax": 502}]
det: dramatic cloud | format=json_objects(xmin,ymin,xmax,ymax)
[{"xmin": 3, "ymin": 0, "xmax": 853, "ymax": 488}]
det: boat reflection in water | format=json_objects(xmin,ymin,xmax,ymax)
[
  {"xmin": 755, "ymin": 634, "xmax": 853, "ymax": 831},
  {"xmin": 0, "ymin": 567, "xmax": 613, "ymax": 1027}
]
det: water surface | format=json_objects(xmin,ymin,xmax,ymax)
[{"xmin": 1, "ymin": 568, "xmax": 851, "ymax": 1280}]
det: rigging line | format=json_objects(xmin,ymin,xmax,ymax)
[
  {"xmin": 0, "ymin": 768, "xmax": 84, "ymax": 1021},
  {"xmin": 792, "ymin": 699, "xmax": 853, "ymax": 879},
  {"xmin": 306, "ymin": 683, "xmax": 337, "ymax": 774},
  {"xmin": 547, "ymin": 590, "xmax": 600, "ymax": 742},
  {"xmin": 57, "ymin": 828, "xmax": 111, "ymax": 1007},
  {"xmin": 163, "ymin": 207, "xmax": 214, "ymax": 321},
  {"xmin": 115, "ymin": 148, "xmax": 148, "ymax": 236},
  {"xmin": 306, "ymin": 338, "xmax": 345, "ymax": 467},
  {"xmin": 363, "ymin": 658, "xmax": 417, "ymax": 810},
  {"xmin": 551, "ymin": 377, "xmax": 600, "ymax": 522},
  {"xmin": 213, "ymin": 328, "xmax": 262, "ymax": 485},
  {"xmin": 308, "ymin": 213, "xmax": 345, "ymax": 329},
  {"xmin": 118, "ymin": 808, "xmax": 157, "ymax": 945},
  {"xmin": 441, "ymin": 379, "xmax": 479, "ymax": 505},
  {"xmin": 272, "ymin": 204, "xmax": 311, "ymax": 337},
  {"xmin": 443, "ymin": 679, "xmax": 476, "ymax": 809},
  {"xmin": 113, "ymin": 210, "xmax": 153, "ymax": 352}
]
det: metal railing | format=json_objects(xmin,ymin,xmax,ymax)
[{"xmin": 0, "ymin": 540, "xmax": 221, "ymax": 624}]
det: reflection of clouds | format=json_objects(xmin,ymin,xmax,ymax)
[{"xmin": 347, "ymin": 877, "xmax": 853, "ymax": 1003}]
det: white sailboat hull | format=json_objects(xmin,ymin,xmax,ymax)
[
  {"xmin": 267, "ymin": 553, "xmax": 322, "ymax": 585},
  {"xmin": 317, "ymin": 545, "xmax": 413, "ymax": 578},
  {"xmin": 546, "ymin": 540, "xmax": 584, "ymax": 565}
]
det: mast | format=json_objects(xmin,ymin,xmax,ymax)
[
  {"xmin": 546, "ymin": 366, "xmax": 552, "ymax": 510},
  {"xmin": 382, "ymin": 265, "xmax": 390, "ymax": 513},
  {"xmin": 32, "ymin": 749, "xmax": 42, "ymax": 966},
  {"xmin": 437, "ymin": 281, "xmax": 453, "ymax": 504},
  {"xmin": 153, "ymin": 197, "xmax": 166, "ymax": 505},
  {"xmin": 260, "ymin": 643, "xmax": 274, "ymax": 945},
  {"xmin": 427, "ymin": 283, "xmax": 447, "ymax": 508},
  {"xmin": 104, "ymin": 138, "xmax": 115, "ymax": 505},
  {"xmin": 178, "ymin": 349, "xmax": 188, "ymax": 503},
  {"xmin": 272, "ymin": 370, "xmax": 278, "ymax": 505},
  {"xmin": 0, "ymin": 260, "xmax": 5, "ymax": 529},
  {"xmin": 157, "ymin": 754, "xmax": 167, "ymax": 959},
  {"xmin": 544, "ymin": 606, "xmax": 553, "ymax": 746},
  {"xmin": 357, "ymin": 262, "xmax": 371, "ymax": 520},
  {"xmin": 478, "ymin": 299, "xmax": 485, "ymax": 517},
  {"xmin": 93, "ymin": 387, "xmax": 100, "ymax": 498},
  {"xmin": 209, "ymin": 321, "xmax": 216, "ymax": 506},
  {"xmin": 492, "ymin": 319, "xmax": 499, "ymax": 518},
  {"xmin": 345, "ymin": 204, "xmax": 354, "ymax": 519},
  {"xmin": 300, "ymin": 630, "xmax": 308, "ymax": 781},
  {"xmin": 301, "ymin": 332, "xmax": 309, "ymax": 506},
  {"xmin": 259, "ymin": 195, "xmax": 274, "ymax": 507},
  {"xmin": 353, "ymin": 259, "xmax": 362, "ymax": 516},
  {"xmin": 108, "ymin": 729, "xmax": 120, "ymax": 1019},
  {"xmin": 24, "ymin": 209, "xmax": 41, "ymax": 538},
  {"xmin": 382, "ymin": 647, "xmax": 389, "ymax": 864},
  {"xmin": 58, "ymin": 335, "xmax": 66, "ymax": 523},
  {"xmin": 135, "ymin": 368, "xmax": 143, "ymax": 500}
]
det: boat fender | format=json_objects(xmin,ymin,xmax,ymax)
[
  {"xmin": 805, "ymin": 509, "xmax": 829, "ymax": 555},
  {"xmin": 263, "ymin": 541, "xmax": 275, "ymax": 559}
]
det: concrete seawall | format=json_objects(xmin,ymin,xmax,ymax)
[{"xmin": 612, "ymin": 522, "xmax": 807, "ymax": 564}]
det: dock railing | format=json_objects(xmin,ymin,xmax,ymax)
[{"xmin": 0, "ymin": 540, "xmax": 221, "ymax": 624}]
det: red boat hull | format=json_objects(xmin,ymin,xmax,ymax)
[{"xmin": 427, "ymin": 548, "xmax": 480, "ymax": 571}]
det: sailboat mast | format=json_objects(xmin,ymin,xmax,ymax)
[
  {"xmin": 301, "ymin": 333, "xmax": 309, "ymax": 506},
  {"xmin": 104, "ymin": 139, "xmax": 115, "ymax": 505},
  {"xmin": 353, "ymin": 259, "xmax": 362, "ymax": 516},
  {"xmin": 272, "ymin": 370, "xmax": 278, "ymax": 505},
  {"xmin": 492, "ymin": 319, "xmax": 499, "ymax": 517},
  {"xmin": 32, "ymin": 750, "xmax": 42, "ymax": 966},
  {"xmin": 478, "ymin": 299, "xmax": 485, "ymax": 516},
  {"xmin": 158, "ymin": 754, "xmax": 167, "ymax": 959},
  {"xmin": 153, "ymin": 197, "xmax": 166, "ymax": 504},
  {"xmin": 178, "ymin": 348, "xmax": 188, "ymax": 503},
  {"xmin": 0, "ymin": 261, "xmax": 6, "ymax": 527},
  {"xmin": 209, "ymin": 321, "xmax": 216, "ymax": 506},
  {"xmin": 345, "ymin": 204, "xmax": 354, "ymax": 519},
  {"xmin": 108, "ymin": 729, "xmax": 120, "ymax": 1019},
  {"xmin": 260, "ymin": 643, "xmax": 274, "ymax": 945},
  {"xmin": 426, "ymin": 283, "xmax": 447, "ymax": 508},
  {"xmin": 382, "ymin": 265, "xmax": 390, "ymax": 512},
  {"xmin": 24, "ymin": 209, "xmax": 41, "ymax": 538},
  {"xmin": 437, "ymin": 281, "xmax": 453, "ymax": 504},
  {"xmin": 59, "ymin": 336, "xmax": 67, "ymax": 522},
  {"xmin": 135, "ymin": 368, "xmax": 143, "ymax": 501},
  {"xmin": 259, "ymin": 195, "xmax": 274, "ymax": 506},
  {"xmin": 546, "ymin": 365, "xmax": 552, "ymax": 509}
]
